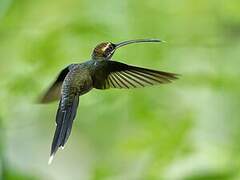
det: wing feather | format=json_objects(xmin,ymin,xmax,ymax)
[
  {"xmin": 92, "ymin": 60, "xmax": 179, "ymax": 89},
  {"xmin": 39, "ymin": 64, "xmax": 75, "ymax": 103}
]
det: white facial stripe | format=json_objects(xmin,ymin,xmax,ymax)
[{"xmin": 101, "ymin": 43, "xmax": 111, "ymax": 51}]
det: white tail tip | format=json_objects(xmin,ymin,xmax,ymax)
[{"xmin": 48, "ymin": 155, "xmax": 54, "ymax": 165}]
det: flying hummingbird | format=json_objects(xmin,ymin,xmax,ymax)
[{"xmin": 40, "ymin": 39, "xmax": 179, "ymax": 164}]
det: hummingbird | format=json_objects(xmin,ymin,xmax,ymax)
[{"xmin": 39, "ymin": 39, "xmax": 179, "ymax": 164}]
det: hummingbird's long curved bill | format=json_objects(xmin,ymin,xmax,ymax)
[{"xmin": 115, "ymin": 39, "xmax": 164, "ymax": 49}]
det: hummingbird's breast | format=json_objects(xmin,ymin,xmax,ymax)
[{"xmin": 61, "ymin": 64, "xmax": 93, "ymax": 98}]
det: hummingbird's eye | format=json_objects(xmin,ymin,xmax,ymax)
[
  {"xmin": 108, "ymin": 44, "xmax": 116, "ymax": 52},
  {"xmin": 105, "ymin": 45, "xmax": 113, "ymax": 53},
  {"xmin": 108, "ymin": 46, "xmax": 112, "ymax": 51},
  {"xmin": 107, "ymin": 44, "xmax": 114, "ymax": 51}
]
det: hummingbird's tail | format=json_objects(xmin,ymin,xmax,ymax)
[{"xmin": 48, "ymin": 95, "xmax": 79, "ymax": 164}]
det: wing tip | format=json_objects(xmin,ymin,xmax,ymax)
[
  {"xmin": 35, "ymin": 94, "xmax": 48, "ymax": 104},
  {"xmin": 171, "ymin": 73, "xmax": 181, "ymax": 79}
]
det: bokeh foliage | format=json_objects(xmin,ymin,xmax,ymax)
[{"xmin": 0, "ymin": 0, "xmax": 240, "ymax": 179}]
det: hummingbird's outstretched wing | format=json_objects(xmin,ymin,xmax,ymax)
[
  {"xmin": 39, "ymin": 64, "xmax": 75, "ymax": 103},
  {"xmin": 92, "ymin": 61, "xmax": 179, "ymax": 89}
]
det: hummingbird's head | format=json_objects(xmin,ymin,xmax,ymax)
[
  {"xmin": 91, "ymin": 39, "xmax": 163, "ymax": 60},
  {"xmin": 91, "ymin": 42, "xmax": 116, "ymax": 60}
]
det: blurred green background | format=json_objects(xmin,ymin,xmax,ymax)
[{"xmin": 0, "ymin": 0, "xmax": 240, "ymax": 179}]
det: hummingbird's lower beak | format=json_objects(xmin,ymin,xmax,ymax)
[{"xmin": 115, "ymin": 39, "xmax": 164, "ymax": 49}]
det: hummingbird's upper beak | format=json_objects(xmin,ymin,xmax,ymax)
[{"xmin": 115, "ymin": 39, "xmax": 164, "ymax": 49}]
